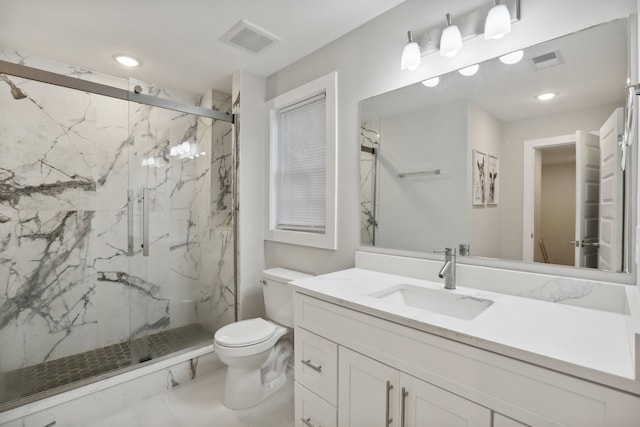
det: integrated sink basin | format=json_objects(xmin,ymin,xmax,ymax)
[{"xmin": 372, "ymin": 284, "xmax": 493, "ymax": 320}]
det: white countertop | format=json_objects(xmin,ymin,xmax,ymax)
[{"xmin": 292, "ymin": 268, "xmax": 640, "ymax": 395}]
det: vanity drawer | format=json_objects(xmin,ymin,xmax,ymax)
[
  {"xmin": 294, "ymin": 382, "xmax": 337, "ymax": 427},
  {"xmin": 295, "ymin": 327, "xmax": 338, "ymax": 405}
]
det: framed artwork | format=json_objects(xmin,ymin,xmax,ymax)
[
  {"xmin": 472, "ymin": 150, "xmax": 486, "ymax": 206},
  {"xmin": 487, "ymin": 155, "xmax": 499, "ymax": 205}
]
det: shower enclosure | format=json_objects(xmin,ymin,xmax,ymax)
[
  {"xmin": 0, "ymin": 54, "xmax": 236, "ymax": 410},
  {"xmin": 360, "ymin": 121, "xmax": 379, "ymax": 246}
]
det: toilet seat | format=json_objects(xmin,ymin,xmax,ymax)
[
  {"xmin": 215, "ymin": 318, "xmax": 277, "ymax": 347},
  {"xmin": 214, "ymin": 318, "xmax": 288, "ymax": 358}
]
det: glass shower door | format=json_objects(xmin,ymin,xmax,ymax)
[{"xmin": 126, "ymin": 82, "xmax": 223, "ymax": 365}]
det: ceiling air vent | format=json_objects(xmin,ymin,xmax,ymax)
[
  {"xmin": 220, "ymin": 20, "xmax": 280, "ymax": 55},
  {"xmin": 531, "ymin": 50, "xmax": 564, "ymax": 69}
]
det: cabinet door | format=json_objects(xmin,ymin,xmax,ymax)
[
  {"xmin": 401, "ymin": 373, "xmax": 491, "ymax": 427},
  {"xmin": 338, "ymin": 347, "xmax": 400, "ymax": 427}
]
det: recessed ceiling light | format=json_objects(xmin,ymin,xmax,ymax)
[
  {"xmin": 537, "ymin": 92, "xmax": 557, "ymax": 101},
  {"xmin": 421, "ymin": 77, "xmax": 440, "ymax": 88},
  {"xmin": 458, "ymin": 64, "xmax": 479, "ymax": 76},
  {"xmin": 114, "ymin": 55, "xmax": 140, "ymax": 67},
  {"xmin": 499, "ymin": 50, "xmax": 524, "ymax": 65}
]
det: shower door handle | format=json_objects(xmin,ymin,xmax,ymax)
[
  {"xmin": 141, "ymin": 188, "xmax": 149, "ymax": 257},
  {"xmin": 127, "ymin": 190, "xmax": 134, "ymax": 256}
]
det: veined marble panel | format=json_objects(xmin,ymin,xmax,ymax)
[
  {"xmin": 360, "ymin": 121, "xmax": 379, "ymax": 246},
  {"xmin": 0, "ymin": 49, "xmax": 236, "ymax": 377},
  {"xmin": 0, "ymin": 77, "xmax": 98, "ymax": 211},
  {"xmin": 0, "ymin": 210, "xmax": 97, "ymax": 371}
]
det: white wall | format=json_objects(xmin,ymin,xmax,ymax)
[
  {"xmin": 262, "ymin": 0, "xmax": 636, "ymax": 275},
  {"xmin": 376, "ymin": 100, "xmax": 468, "ymax": 252},
  {"xmin": 234, "ymin": 71, "xmax": 268, "ymax": 320},
  {"xmin": 467, "ymin": 102, "xmax": 502, "ymax": 258}
]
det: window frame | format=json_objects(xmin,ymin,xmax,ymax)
[{"xmin": 265, "ymin": 71, "xmax": 338, "ymax": 250}]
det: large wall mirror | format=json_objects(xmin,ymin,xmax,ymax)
[{"xmin": 360, "ymin": 17, "xmax": 636, "ymax": 275}]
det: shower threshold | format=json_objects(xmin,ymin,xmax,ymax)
[{"xmin": 0, "ymin": 323, "xmax": 213, "ymax": 409}]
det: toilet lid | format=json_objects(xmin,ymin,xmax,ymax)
[{"xmin": 214, "ymin": 318, "xmax": 278, "ymax": 347}]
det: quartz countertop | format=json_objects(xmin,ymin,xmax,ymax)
[{"xmin": 292, "ymin": 268, "xmax": 639, "ymax": 395}]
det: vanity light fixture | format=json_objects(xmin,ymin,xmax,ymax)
[
  {"xmin": 499, "ymin": 50, "xmax": 524, "ymax": 64},
  {"xmin": 399, "ymin": 0, "xmax": 520, "ymax": 72},
  {"xmin": 484, "ymin": 1, "xmax": 512, "ymax": 40},
  {"xmin": 422, "ymin": 77, "xmax": 440, "ymax": 87},
  {"xmin": 113, "ymin": 54, "xmax": 140, "ymax": 67},
  {"xmin": 536, "ymin": 92, "xmax": 557, "ymax": 101},
  {"xmin": 440, "ymin": 13, "xmax": 463, "ymax": 57},
  {"xmin": 401, "ymin": 31, "xmax": 421, "ymax": 71},
  {"xmin": 458, "ymin": 64, "xmax": 479, "ymax": 76}
]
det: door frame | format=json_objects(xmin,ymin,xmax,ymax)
[{"xmin": 522, "ymin": 134, "xmax": 576, "ymax": 262}]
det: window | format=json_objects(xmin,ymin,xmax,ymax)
[{"xmin": 266, "ymin": 72, "xmax": 337, "ymax": 249}]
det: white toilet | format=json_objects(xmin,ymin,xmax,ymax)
[{"xmin": 214, "ymin": 268, "xmax": 312, "ymax": 409}]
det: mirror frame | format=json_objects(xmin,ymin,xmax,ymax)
[{"xmin": 357, "ymin": 16, "xmax": 638, "ymax": 285}]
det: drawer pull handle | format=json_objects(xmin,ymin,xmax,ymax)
[
  {"xmin": 385, "ymin": 380, "xmax": 394, "ymax": 426},
  {"xmin": 301, "ymin": 417, "xmax": 320, "ymax": 427},
  {"xmin": 301, "ymin": 359, "xmax": 322, "ymax": 373}
]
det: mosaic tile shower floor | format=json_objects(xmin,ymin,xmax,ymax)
[{"xmin": 0, "ymin": 323, "xmax": 213, "ymax": 408}]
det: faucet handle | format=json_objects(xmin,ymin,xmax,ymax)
[{"xmin": 434, "ymin": 248, "xmax": 456, "ymax": 255}]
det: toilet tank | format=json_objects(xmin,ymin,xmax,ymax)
[{"xmin": 262, "ymin": 268, "xmax": 312, "ymax": 328}]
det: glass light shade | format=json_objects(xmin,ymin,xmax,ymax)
[
  {"xmin": 484, "ymin": 4, "xmax": 511, "ymax": 40},
  {"xmin": 440, "ymin": 25, "xmax": 462, "ymax": 57},
  {"xmin": 421, "ymin": 77, "xmax": 440, "ymax": 87},
  {"xmin": 458, "ymin": 64, "xmax": 479, "ymax": 76},
  {"xmin": 401, "ymin": 41, "xmax": 421, "ymax": 70},
  {"xmin": 499, "ymin": 50, "xmax": 524, "ymax": 64}
]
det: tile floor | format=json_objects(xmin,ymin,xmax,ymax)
[{"xmin": 82, "ymin": 367, "xmax": 295, "ymax": 427}]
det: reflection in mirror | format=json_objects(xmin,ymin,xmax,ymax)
[{"xmin": 360, "ymin": 18, "xmax": 634, "ymax": 273}]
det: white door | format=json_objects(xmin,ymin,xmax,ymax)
[
  {"xmin": 598, "ymin": 108, "xmax": 624, "ymax": 270},
  {"xmin": 338, "ymin": 347, "xmax": 400, "ymax": 427},
  {"xmin": 574, "ymin": 131, "xmax": 600, "ymax": 268},
  {"xmin": 401, "ymin": 373, "xmax": 491, "ymax": 427}
]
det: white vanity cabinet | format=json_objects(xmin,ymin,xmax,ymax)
[
  {"xmin": 339, "ymin": 346, "xmax": 491, "ymax": 427},
  {"xmin": 294, "ymin": 327, "xmax": 338, "ymax": 427},
  {"xmin": 293, "ymin": 291, "xmax": 640, "ymax": 427}
]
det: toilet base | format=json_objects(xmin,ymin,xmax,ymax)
[{"xmin": 221, "ymin": 339, "xmax": 292, "ymax": 410}]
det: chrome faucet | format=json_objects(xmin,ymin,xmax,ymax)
[{"xmin": 435, "ymin": 248, "xmax": 456, "ymax": 290}]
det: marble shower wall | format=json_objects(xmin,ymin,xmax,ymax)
[
  {"xmin": 360, "ymin": 120, "xmax": 379, "ymax": 246},
  {"xmin": 0, "ymin": 50, "xmax": 235, "ymax": 372}
]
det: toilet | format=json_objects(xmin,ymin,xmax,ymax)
[{"xmin": 214, "ymin": 268, "xmax": 312, "ymax": 409}]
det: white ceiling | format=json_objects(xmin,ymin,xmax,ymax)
[{"xmin": 0, "ymin": 0, "xmax": 405, "ymax": 94}]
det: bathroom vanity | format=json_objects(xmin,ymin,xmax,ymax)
[{"xmin": 291, "ymin": 256, "xmax": 640, "ymax": 427}]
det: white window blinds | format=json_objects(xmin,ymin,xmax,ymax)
[{"xmin": 276, "ymin": 93, "xmax": 326, "ymax": 232}]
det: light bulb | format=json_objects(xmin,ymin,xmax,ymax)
[
  {"xmin": 113, "ymin": 55, "xmax": 140, "ymax": 67},
  {"xmin": 537, "ymin": 92, "xmax": 557, "ymax": 101}
]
